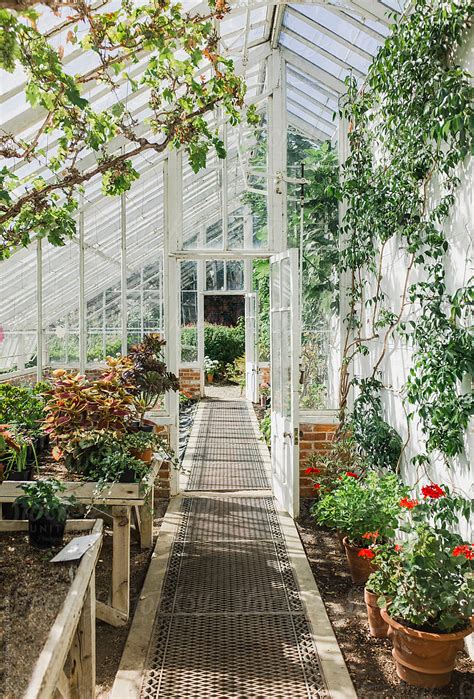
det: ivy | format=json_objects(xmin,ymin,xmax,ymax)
[{"xmin": 339, "ymin": 0, "xmax": 473, "ymax": 464}]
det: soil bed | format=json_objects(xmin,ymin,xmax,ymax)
[
  {"xmin": 95, "ymin": 496, "xmax": 168, "ymax": 698},
  {"xmin": 297, "ymin": 511, "xmax": 473, "ymax": 698},
  {"xmin": 0, "ymin": 532, "xmax": 75, "ymax": 697}
]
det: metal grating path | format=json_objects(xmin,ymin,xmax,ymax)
[
  {"xmin": 140, "ymin": 397, "xmax": 329, "ymax": 698},
  {"xmin": 186, "ymin": 399, "xmax": 270, "ymax": 491}
]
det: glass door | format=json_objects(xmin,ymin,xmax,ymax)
[
  {"xmin": 270, "ymin": 249, "xmax": 300, "ymax": 517},
  {"xmin": 245, "ymin": 292, "xmax": 258, "ymax": 403}
]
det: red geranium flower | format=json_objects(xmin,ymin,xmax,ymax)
[
  {"xmin": 421, "ymin": 483, "xmax": 445, "ymax": 499},
  {"xmin": 394, "ymin": 544, "xmax": 403, "ymax": 552},
  {"xmin": 313, "ymin": 483, "xmax": 321, "ymax": 490},
  {"xmin": 305, "ymin": 466, "xmax": 321, "ymax": 475},
  {"xmin": 400, "ymin": 497, "xmax": 418, "ymax": 509},
  {"xmin": 452, "ymin": 545, "xmax": 474, "ymax": 560},
  {"xmin": 345, "ymin": 471, "xmax": 358, "ymax": 478},
  {"xmin": 358, "ymin": 548, "xmax": 375, "ymax": 560}
]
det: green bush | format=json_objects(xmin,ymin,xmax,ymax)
[{"xmin": 204, "ymin": 321, "xmax": 245, "ymax": 365}]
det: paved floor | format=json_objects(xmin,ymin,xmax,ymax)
[{"xmin": 112, "ymin": 390, "xmax": 355, "ymax": 699}]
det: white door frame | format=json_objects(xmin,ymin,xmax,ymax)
[
  {"xmin": 270, "ymin": 248, "xmax": 300, "ymax": 518},
  {"xmin": 245, "ymin": 292, "xmax": 259, "ymax": 403}
]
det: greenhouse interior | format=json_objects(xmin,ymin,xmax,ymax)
[{"xmin": 0, "ymin": 0, "xmax": 473, "ymax": 697}]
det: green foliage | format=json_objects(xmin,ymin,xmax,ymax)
[
  {"xmin": 260, "ymin": 411, "xmax": 271, "ymax": 447},
  {"xmin": 311, "ymin": 472, "xmax": 409, "ymax": 546},
  {"xmin": 0, "ymin": 1, "xmax": 250, "ymax": 258},
  {"xmin": 252, "ymin": 260, "xmax": 270, "ymax": 362},
  {"xmin": 203, "ymin": 321, "xmax": 245, "ymax": 366},
  {"xmin": 338, "ymin": 0, "xmax": 473, "ymax": 464},
  {"xmin": 350, "ymin": 378, "xmax": 403, "ymax": 471},
  {"xmin": 0, "ymin": 383, "xmax": 46, "ymax": 429},
  {"xmin": 224, "ymin": 356, "xmax": 246, "ymax": 389},
  {"xmin": 85, "ymin": 450, "xmax": 149, "ymax": 484},
  {"xmin": 15, "ymin": 478, "xmax": 75, "ymax": 521}
]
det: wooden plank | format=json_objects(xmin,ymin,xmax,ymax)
[
  {"xmin": 139, "ymin": 480, "xmax": 154, "ymax": 550},
  {"xmin": 96, "ymin": 601, "xmax": 128, "ymax": 628},
  {"xmin": 131, "ymin": 506, "xmax": 142, "ymax": 545},
  {"xmin": 111, "ymin": 506, "xmax": 130, "ymax": 619},
  {"xmin": 24, "ymin": 520, "xmax": 103, "ymax": 699},
  {"xmin": 54, "ymin": 670, "xmax": 71, "ymax": 699},
  {"xmin": 0, "ymin": 460, "xmax": 161, "ymax": 506},
  {"xmin": 0, "ymin": 519, "xmax": 95, "ymax": 533},
  {"xmin": 67, "ymin": 575, "xmax": 95, "ymax": 698}
]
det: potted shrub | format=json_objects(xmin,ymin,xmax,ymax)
[
  {"xmin": 260, "ymin": 382, "xmax": 270, "ymax": 408},
  {"xmin": 312, "ymin": 471, "xmax": 409, "ymax": 584},
  {"xmin": 15, "ymin": 479, "xmax": 75, "ymax": 549},
  {"xmin": 204, "ymin": 356, "xmax": 220, "ymax": 383},
  {"xmin": 377, "ymin": 483, "xmax": 473, "ymax": 688}
]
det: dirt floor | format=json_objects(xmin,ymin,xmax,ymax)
[
  {"xmin": 0, "ymin": 532, "xmax": 74, "ymax": 698},
  {"xmin": 297, "ymin": 512, "xmax": 474, "ymax": 699},
  {"xmin": 95, "ymin": 497, "xmax": 168, "ymax": 698}
]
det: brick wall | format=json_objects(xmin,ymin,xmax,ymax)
[
  {"xmin": 179, "ymin": 368, "xmax": 201, "ymax": 399},
  {"xmin": 299, "ymin": 422, "xmax": 337, "ymax": 498}
]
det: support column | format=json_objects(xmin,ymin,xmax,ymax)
[
  {"xmin": 36, "ymin": 238, "xmax": 43, "ymax": 382},
  {"xmin": 267, "ymin": 49, "xmax": 287, "ymax": 253},
  {"xmin": 120, "ymin": 192, "xmax": 127, "ymax": 355},
  {"xmin": 79, "ymin": 206, "xmax": 86, "ymax": 374},
  {"xmin": 164, "ymin": 150, "xmax": 182, "ymax": 496}
]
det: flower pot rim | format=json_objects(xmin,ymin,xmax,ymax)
[
  {"xmin": 342, "ymin": 536, "xmax": 364, "ymax": 550},
  {"xmin": 380, "ymin": 608, "xmax": 473, "ymax": 641}
]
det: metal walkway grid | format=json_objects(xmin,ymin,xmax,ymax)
[{"xmin": 140, "ymin": 398, "xmax": 328, "ymax": 698}]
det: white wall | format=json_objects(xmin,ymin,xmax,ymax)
[{"xmin": 351, "ymin": 31, "xmax": 473, "ymax": 542}]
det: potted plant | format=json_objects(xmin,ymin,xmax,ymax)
[
  {"xmin": 364, "ymin": 543, "xmax": 401, "ymax": 637},
  {"xmin": 0, "ymin": 424, "xmax": 37, "ymax": 481},
  {"xmin": 14, "ymin": 479, "xmax": 75, "ymax": 549},
  {"xmin": 87, "ymin": 451, "xmax": 150, "ymax": 484},
  {"xmin": 0, "ymin": 383, "xmax": 49, "ymax": 454},
  {"xmin": 122, "ymin": 430, "xmax": 160, "ymax": 464},
  {"xmin": 106, "ymin": 335, "xmax": 179, "ymax": 425},
  {"xmin": 377, "ymin": 483, "xmax": 473, "ymax": 688},
  {"xmin": 43, "ymin": 369, "xmax": 134, "ymax": 461},
  {"xmin": 260, "ymin": 382, "xmax": 270, "ymax": 407},
  {"xmin": 204, "ymin": 356, "xmax": 219, "ymax": 383},
  {"xmin": 311, "ymin": 471, "xmax": 409, "ymax": 584}
]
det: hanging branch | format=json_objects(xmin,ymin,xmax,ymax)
[{"xmin": 0, "ymin": 0, "xmax": 258, "ymax": 258}]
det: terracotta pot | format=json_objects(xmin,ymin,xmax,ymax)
[
  {"xmin": 343, "ymin": 536, "xmax": 375, "ymax": 584},
  {"xmin": 381, "ymin": 609, "xmax": 473, "ymax": 688},
  {"xmin": 207, "ymin": 374, "xmax": 214, "ymax": 383},
  {"xmin": 336, "ymin": 530, "xmax": 346, "ymax": 552},
  {"xmin": 131, "ymin": 447, "xmax": 154, "ymax": 464},
  {"xmin": 364, "ymin": 588, "xmax": 388, "ymax": 638}
]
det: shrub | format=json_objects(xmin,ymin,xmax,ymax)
[{"xmin": 204, "ymin": 321, "xmax": 245, "ymax": 365}]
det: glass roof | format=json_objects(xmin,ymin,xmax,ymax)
[{"xmin": 0, "ymin": 0, "xmax": 403, "ymax": 370}]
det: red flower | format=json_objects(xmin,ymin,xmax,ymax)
[
  {"xmin": 313, "ymin": 483, "xmax": 321, "ymax": 490},
  {"xmin": 305, "ymin": 466, "xmax": 321, "ymax": 475},
  {"xmin": 421, "ymin": 483, "xmax": 445, "ymax": 499},
  {"xmin": 358, "ymin": 548, "xmax": 375, "ymax": 560},
  {"xmin": 362, "ymin": 531, "xmax": 379, "ymax": 541},
  {"xmin": 400, "ymin": 497, "xmax": 418, "ymax": 509},
  {"xmin": 345, "ymin": 471, "xmax": 358, "ymax": 478},
  {"xmin": 452, "ymin": 545, "xmax": 474, "ymax": 560},
  {"xmin": 394, "ymin": 544, "xmax": 403, "ymax": 552}
]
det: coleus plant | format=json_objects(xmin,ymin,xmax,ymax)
[
  {"xmin": 106, "ymin": 334, "xmax": 179, "ymax": 423},
  {"xmin": 43, "ymin": 369, "xmax": 134, "ymax": 459}
]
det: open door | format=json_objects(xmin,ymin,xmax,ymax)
[
  {"xmin": 270, "ymin": 249, "xmax": 300, "ymax": 518},
  {"xmin": 245, "ymin": 292, "xmax": 259, "ymax": 403}
]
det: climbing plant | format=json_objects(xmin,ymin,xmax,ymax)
[
  {"xmin": 338, "ymin": 0, "xmax": 473, "ymax": 465},
  {"xmin": 0, "ymin": 0, "xmax": 256, "ymax": 259}
]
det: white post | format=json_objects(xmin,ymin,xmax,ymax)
[
  {"xmin": 79, "ymin": 206, "xmax": 86, "ymax": 374},
  {"xmin": 164, "ymin": 151, "xmax": 182, "ymax": 496},
  {"xmin": 338, "ymin": 115, "xmax": 353, "ymax": 415},
  {"xmin": 36, "ymin": 238, "xmax": 43, "ymax": 382},
  {"xmin": 267, "ymin": 49, "xmax": 287, "ymax": 253},
  {"xmin": 120, "ymin": 192, "xmax": 127, "ymax": 355}
]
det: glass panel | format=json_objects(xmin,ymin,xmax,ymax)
[
  {"xmin": 180, "ymin": 290, "xmax": 198, "ymax": 363},
  {"xmin": 205, "ymin": 221, "xmax": 223, "ymax": 249},
  {"xmin": 271, "ymin": 309, "xmax": 282, "ymax": 413},
  {"xmin": 206, "ymin": 260, "xmax": 225, "ymax": 291},
  {"xmin": 226, "ymin": 260, "xmax": 244, "ymax": 290},
  {"xmin": 282, "ymin": 309, "xmax": 292, "ymax": 419}
]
